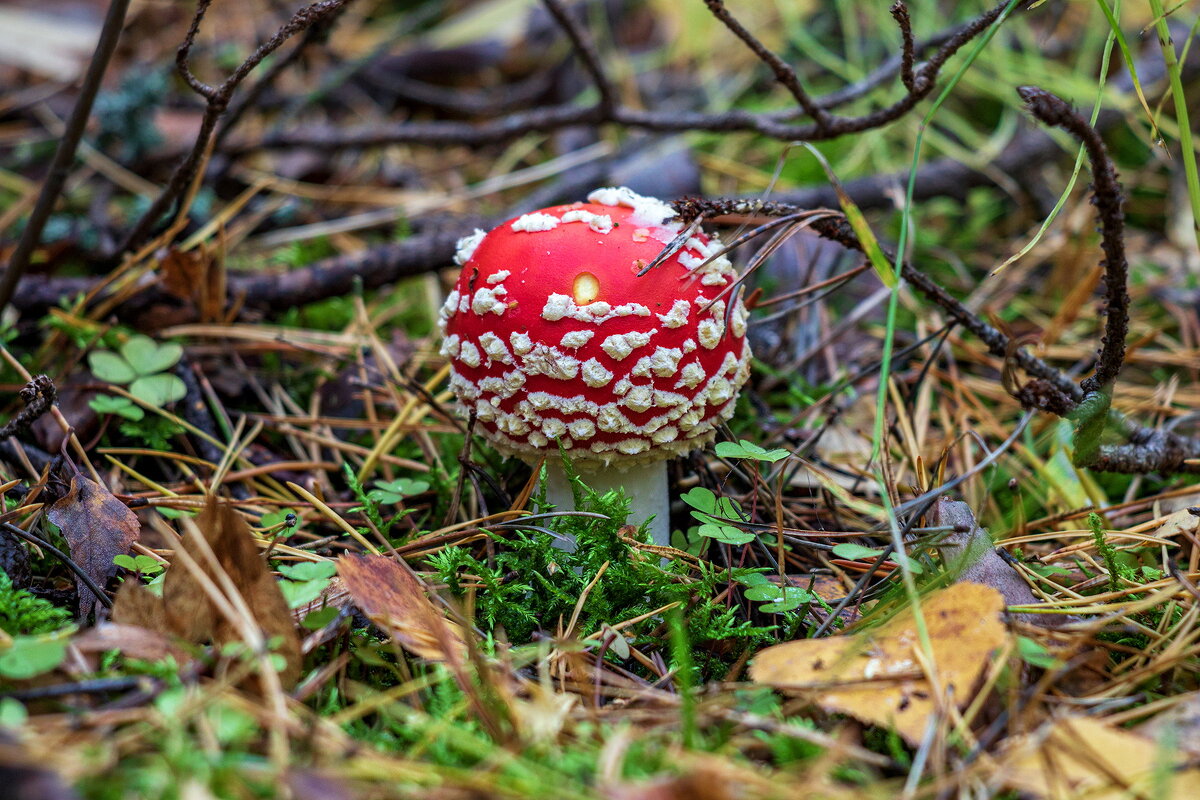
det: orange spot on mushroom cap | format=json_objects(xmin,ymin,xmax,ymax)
[{"xmin": 573, "ymin": 272, "xmax": 600, "ymax": 304}]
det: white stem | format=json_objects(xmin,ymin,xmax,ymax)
[{"xmin": 543, "ymin": 460, "xmax": 670, "ymax": 551}]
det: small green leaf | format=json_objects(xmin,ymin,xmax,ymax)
[
  {"xmin": 749, "ymin": 586, "xmax": 814, "ymax": 613},
  {"xmin": 698, "ymin": 522, "xmax": 755, "ymax": 545},
  {"xmin": 88, "ymin": 350, "xmax": 136, "ymax": 384},
  {"xmin": 743, "ymin": 584, "xmax": 783, "ymax": 602},
  {"xmin": 374, "ymin": 478, "xmax": 430, "ymax": 497},
  {"xmin": 680, "ymin": 487, "xmax": 717, "ymax": 514},
  {"xmin": 714, "ymin": 441, "xmax": 750, "ymax": 459},
  {"xmin": 367, "ymin": 489, "xmax": 405, "ymax": 505},
  {"xmin": 89, "ymin": 394, "xmax": 145, "ymax": 421},
  {"xmin": 734, "ymin": 571, "xmax": 771, "ymax": 587},
  {"xmin": 832, "ymin": 543, "xmax": 884, "ymax": 560},
  {"xmin": 302, "ymin": 607, "xmax": 340, "ymax": 630},
  {"xmin": 278, "ymin": 561, "xmax": 336, "ymax": 582},
  {"xmin": 0, "ymin": 637, "xmax": 67, "ymax": 679},
  {"xmin": 130, "ymin": 374, "xmax": 186, "ymax": 406},
  {"xmin": 133, "ymin": 555, "xmax": 163, "ymax": 574},
  {"xmin": 280, "ymin": 578, "xmax": 330, "ymax": 609},
  {"xmin": 0, "ymin": 698, "xmax": 27, "ymax": 728},
  {"xmin": 889, "ymin": 555, "xmax": 923, "ymax": 574},
  {"xmin": 1016, "ymin": 635, "xmax": 1058, "ymax": 669},
  {"xmin": 113, "ymin": 554, "xmax": 139, "ymax": 571},
  {"xmin": 121, "ymin": 335, "xmax": 182, "ymax": 376},
  {"xmin": 261, "ymin": 509, "xmax": 297, "ymax": 529},
  {"xmin": 715, "ymin": 440, "xmax": 789, "ymax": 463}
]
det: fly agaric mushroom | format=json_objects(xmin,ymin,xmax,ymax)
[{"xmin": 438, "ymin": 187, "xmax": 751, "ymax": 548}]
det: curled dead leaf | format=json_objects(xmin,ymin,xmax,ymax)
[
  {"xmin": 110, "ymin": 500, "xmax": 302, "ymax": 689},
  {"xmin": 750, "ymin": 582, "xmax": 1008, "ymax": 745},
  {"xmin": 46, "ymin": 475, "xmax": 140, "ymax": 615},
  {"xmin": 337, "ymin": 554, "xmax": 465, "ymax": 663},
  {"xmin": 72, "ymin": 622, "xmax": 185, "ymax": 667}
]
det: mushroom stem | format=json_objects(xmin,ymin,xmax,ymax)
[{"xmin": 543, "ymin": 460, "xmax": 670, "ymax": 550}]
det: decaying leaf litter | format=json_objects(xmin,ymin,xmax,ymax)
[{"xmin": 1, "ymin": 0, "xmax": 1200, "ymax": 797}]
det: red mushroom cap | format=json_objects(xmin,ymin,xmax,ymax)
[{"xmin": 439, "ymin": 187, "xmax": 751, "ymax": 466}]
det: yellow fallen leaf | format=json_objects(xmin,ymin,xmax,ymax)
[
  {"xmin": 749, "ymin": 583, "xmax": 1007, "ymax": 745},
  {"xmin": 994, "ymin": 715, "xmax": 1200, "ymax": 799}
]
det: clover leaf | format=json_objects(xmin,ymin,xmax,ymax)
[
  {"xmin": 277, "ymin": 561, "xmax": 336, "ymax": 609},
  {"xmin": 89, "ymin": 393, "xmax": 144, "ymax": 421},
  {"xmin": 0, "ymin": 635, "xmax": 68, "ymax": 679},
  {"xmin": 715, "ymin": 439, "xmax": 790, "ymax": 463},
  {"xmin": 113, "ymin": 553, "xmax": 164, "ymax": 576},
  {"xmin": 742, "ymin": 582, "xmax": 815, "ymax": 614},
  {"xmin": 368, "ymin": 477, "xmax": 431, "ymax": 505},
  {"xmin": 698, "ymin": 522, "xmax": 756, "ymax": 545},
  {"xmin": 87, "ymin": 334, "xmax": 186, "ymax": 407},
  {"xmin": 682, "ymin": 487, "xmax": 755, "ymax": 545}
]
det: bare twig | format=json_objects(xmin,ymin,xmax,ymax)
[
  {"xmin": 0, "ymin": 376, "xmax": 57, "ymax": 441},
  {"xmin": 0, "ymin": 0, "xmax": 132, "ymax": 313},
  {"xmin": 671, "ymin": 194, "xmax": 1200, "ymax": 475},
  {"xmin": 228, "ymin": 0, "xmax": 1026, "ymax": 154},
  {"xmin": 120, "ymin": 0, "xmax": 355, "ymax": 252},
  {"xmin": 1, "ymin": 522, "xmax": 114, "ymax": 610},
  {"xmin": 702, "ymin": 0, "xmax": 831, "ymax": 129},
  {"xmin": 1018, "ymin": 86, "xmax": 1129, "ymax": 394},
  {"xmin": 542, "ymin": 0, "xmax": 616, "ymax": 113},
  {"xmin": 892, "ymin": 1, "xmax": 917, "ymax": 92},
  {"xmin": 214, "ymin": 3, "xmax": 349, "ymax": 150},
  {"xmin": 13, "ymin": 220, "xmax": 479, "ymax": 322}
]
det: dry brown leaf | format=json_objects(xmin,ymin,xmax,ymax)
[
  {"xmin": 159, "ymin": 247, "xmax": 208, "ymax": 302},
  {"xmin": 72, "ymin": 622, "xmax": 185, "ymax": 666},
  {"xmin": 111, "ymin": 580, "xmax": 170, "ymax": 631},
  {"xmin": 162, "ymin": 501, "xmax": 302, "ymax": 687},
  {"xmin": 994, "ymin": 715, "xmax": 1200, "ymax": 799},
  {"xmin": 337, "ymin": 554, "xmax": 465, "ymax": 662},
  {"xmin": 749, "ymin": 583, "xmax": 1008, "ymax": 745},
  {"xmin": 47, "ymin": 475, "xmax": 140, "ymax": 614}
]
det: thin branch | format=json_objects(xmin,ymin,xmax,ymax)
[
  {"xmin": 542, "ymin": 0, "xmax": 616, "ymax": 113},
  {"xmin": 1, "ymin": 522, "xmax": 115, "ymax": 610},
  {"xmin": 672, "ymin": 196, "xmax": 1200, "ymax": 476},
  {"xmin": 13, "ymin": 220, "xmax": 479, "ymax": 322},
  {"xmin": 215, "ymin": 4, "xmax": 348, "ymax": 149},
  {"xmin": 120, "ymin": 0, "xmax": 355, "ymax": 252},
  {"xmin": 702, "ymin": 0, "xmax": 831, "ymax": 129},
  {"xmin": 228, "ymin": 0, "xmax": 1026, "ymax": 154},
  {"xmin": 1018, "ymin": 86, "xmax": 1129, "ymax": 394},
  {"xmin": 0, "ymin": 376, "xmax": 57, "ymax": 441},
  {"xmin": 892, "ymin": 1, "xmax": 917, "ymax": 92},
  {"xmin": 0, "ymin": 0, "xmax": 132, "ymax": 313}
]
